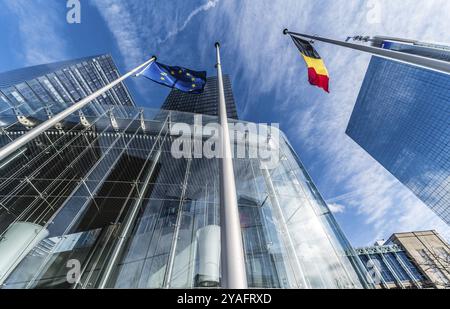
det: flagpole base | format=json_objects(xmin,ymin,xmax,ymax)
[{"xmin": 283, "ymin": 29, "xmax": 289, "ymax": 35}]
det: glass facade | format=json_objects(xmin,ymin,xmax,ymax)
[
  {"xmin": 356, "ymin": 245, "xmax": 427, "ymax": 289},
  {"xmin": 161, "ymin": 76, "xmax": 238, "ymax": 119},
  {"xmin": 376, "ymin": 39, "xmax": 450, "ymax": 62},
  {"xmin": 0, "ymin": 101, "xmax": 367, "ymax": 289},
  {"xmin": 0, "ymin": 54, "xmax": 136, "ymax": 118},
  {"xmin": 346, "ymin": 56, "xmax": 450, "ymax": 224}
]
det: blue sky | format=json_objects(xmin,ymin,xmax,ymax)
[{"xmin": 0, "ymin": 0, "xmax": 448, "ymax": 247}]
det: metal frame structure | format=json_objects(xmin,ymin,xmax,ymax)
[{"xmin": 354, "ymin": 245, "xmax": 424, "ymax": 289}]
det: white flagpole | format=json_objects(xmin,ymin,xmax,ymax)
[
  {"xmin": 0, "ymin": 56, "xmax": 157, "ymax": 162},
  {"xmin": 284, "ymin": 29, "xmax": 450, "ymax": 75},
  {"xmin": 215, "ymin": 42, "xmax": 248, "ymax": 289}
]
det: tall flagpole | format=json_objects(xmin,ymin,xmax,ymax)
[
  {"xmin": 283, "ymin": 29, "xmax": 450, "ymax": 75},
  {"xmin": 0, "ymin": 56, "xmax": 157, "ymax": 162},
  {"xmin": 215, "ymin": 42, "xmax": 248, "ymax": 289}
]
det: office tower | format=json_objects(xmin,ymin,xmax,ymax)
[
  {"xmin": 0, "ymin": 57, "xmax": 368, "ymax": 289},
  {"xmin": 346, "ymin": 39, "xmax": 450, "ymax": 224},
  {"xmin": 368, "ymin": 36, "xmax": 450, "ymax": 61},
  {"xmin": 0, "ymin": 54, "xmax": 136, "ymax": 117},
  {"xmin": 356, "ymin": 230, "xmax": 450, "ymax": 289},
  {"xmin": 161, "ymin": 75, "xmax": 238, "ymax": 119}
]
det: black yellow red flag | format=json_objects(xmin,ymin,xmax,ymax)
[{"xmin": 290, "ymin": 36, "xmax": 330, "ymax": 93}]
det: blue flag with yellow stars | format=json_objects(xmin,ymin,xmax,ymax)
[{"xmin": 137, "ymin": 61, "xmax": 207, "ymax": 94}]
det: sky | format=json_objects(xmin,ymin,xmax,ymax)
[{"xmin": 0, "ymin": 0, "xmax": 448, "ymax": 247}]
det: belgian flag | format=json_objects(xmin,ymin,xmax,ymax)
[{"xmin": 291, "ymin": 36, "xmax": 330, "ymax": 93}]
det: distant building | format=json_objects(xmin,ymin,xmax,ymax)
[
  {"xmin": 346, "ymin": 38, "xmax": 450, "ymax": 224},
  {"xmin": 161, "ymin": 75, "xmax": 238, "ymax": 119},
  {"xmin": 388, "ymin": 231, "xmax": 450, "ymax": 289},
  {"xmin": 356, "ymin": 230, "xmax": 450, "ymax": 289}
]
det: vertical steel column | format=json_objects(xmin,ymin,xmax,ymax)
[
  {"xmin": 97, "ymin": 115, "xmax": 170, "ymax": 289},
  {"xmin": 98, "ymin": 148, "xmax": 162, "ymax": 289},
  {"xmin": 394, "ymin": 251, "xmax": 422, "ymax": 288},
  {"xmin": 163, "ymin": 158, "xmax": 192, "ymax": 288}
]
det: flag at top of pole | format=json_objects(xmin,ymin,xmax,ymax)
[
  {"xmin": 284, "ymin": 29, "xmax": 330, "ymax": 93},
  {"xmin": 284, "ymin": 29, "xmax": 450, "ymax": 77},
  {"xmin": 136, "ymin": 59, "xmax": 207, "ymax": 94}
]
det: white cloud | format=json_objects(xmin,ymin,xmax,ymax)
[
  {"xmin": 157, "ymin": 0, "xmax": 219, "ymax": 44},
  {"xmin": 4, "ymin": 0, "xmax": 67, "ymax": 65},
  {"xmin": 90, "ymin": 0, "xmax": 147, "ymax": 70},
  {"xmin": 91, "ymin": 0, "xmax": 221, "ymax": 99},
  {"xmin": 92, "ymin": 0, "xmax": 221, "ymax": 69},
  {"xmin": 328, "ymin": 203, "xmax": 346, "ymax": 214}
]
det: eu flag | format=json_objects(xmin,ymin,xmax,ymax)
[{"xmin": 138, "ymin": 61, "xmax": 207, "ymax": 94}]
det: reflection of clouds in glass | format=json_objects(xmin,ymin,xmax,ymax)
[{"xmin": 271, "ymin": 171, "xmax": 357, "ymax": 287}]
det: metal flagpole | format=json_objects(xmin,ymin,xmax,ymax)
[
  {"xmin": 0, "ymin": 56, "xmax": 157, "ymax": 162},
  {"xmin": 215, "ymin": 42, "xmax": 248, "ymax": 289},
  {"xmin": 283, "ymin": 29, "xmax": 450, "ymax": 75}
]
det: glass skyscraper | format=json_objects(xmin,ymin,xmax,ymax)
[
  {"xmin": 0, "ymin": 56, "xmax": 368, "ymax": 289},
  {"xmin": 161, "ymin": 76, "xmax": 238, "ymax": 119},
  {"xmin": 0, "ymin": 54, "xmax": 135, "ymax": 118},
  {"xmin": 369, "ymin": 36, "xmax": 450, "ymax": 61},
  {"xmin": 346, "ymin": 40, "xmax": 450, "ymax": 225}
]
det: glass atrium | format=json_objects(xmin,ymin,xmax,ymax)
[{"xmin": 0, "ymin": 99, "xmax": 367, "ymax": 289}]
